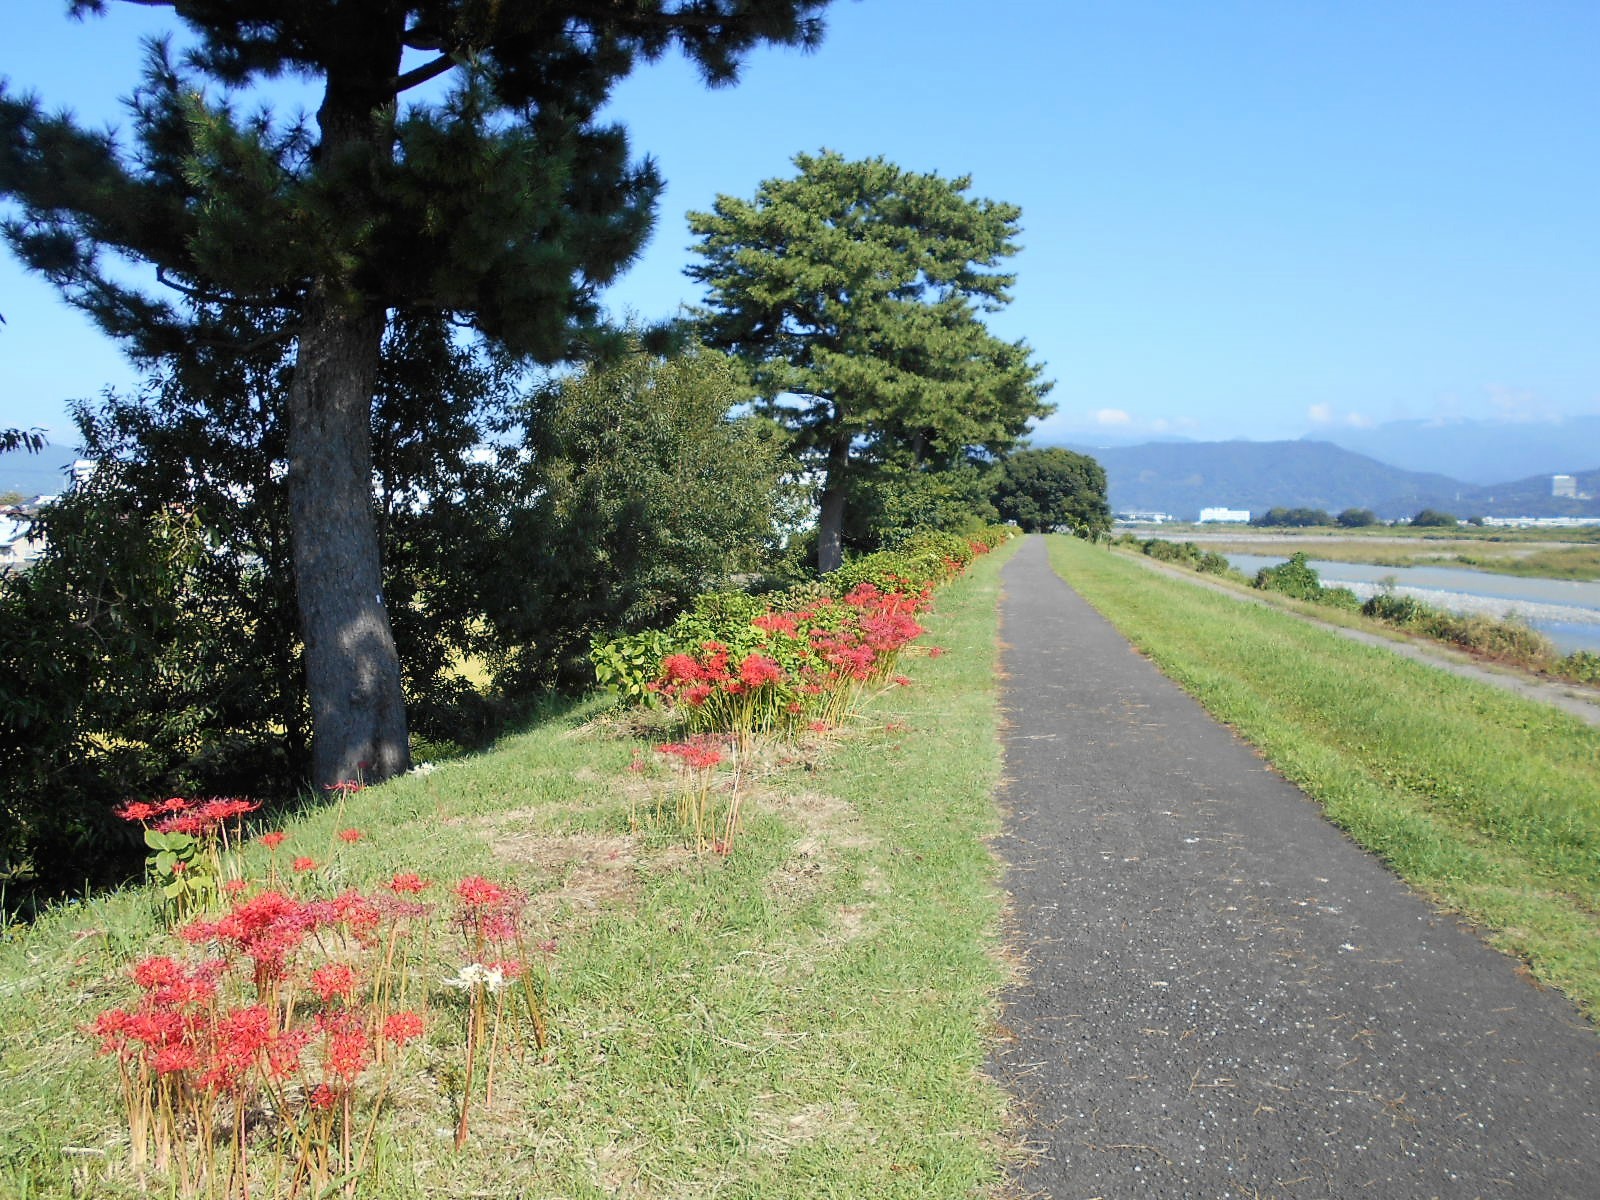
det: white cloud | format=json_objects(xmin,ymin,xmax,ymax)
[
  {"xmin": 1484, "ymin": 385, "xmax": 1556, "ymax": 423},
  {"xmin": 1092, "ymin": 408, "xmax": 1131, "ymax": 426},
  {"xmin": 1308, "ymin": 404, "xmax": 1373, "ymax": 429}
]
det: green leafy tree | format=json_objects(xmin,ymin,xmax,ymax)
[
  {"xmin": 1337, "ymin": 507, "xmax": 1378, "ymax": 528},
  {"xmin": 452, "ymin": 344, "xmax": 788, "ymax": 691},
  {"xmin": 991, "ymin": 447, "xmax": 1110, "ymax": 536},
  {"xmin": 0, "ymin": 312, "xmax": 513, "ymax": 893},
  {"xmin": 1410, "ymin": 508, "xmax": 1459, "ymax": 527},
  {"xmin": 843, "ymin": 461, "xmax": 999, "ymax": 549},
  {"xmin": 1, "ymin": 0, "xmax": 830, "ymax": 788},
  {"xmin": 1252, "ymin": 506, "xmax": 1333, "ymax": 528},
  {"xmin": 687, "ymin": 150, "xmax": 1053, "ymax": 573}
]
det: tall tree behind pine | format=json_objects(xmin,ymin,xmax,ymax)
[
  {"xmin": 1, "ymin": 1, "xmax": 831, "ymax": 788},
  {"xmin": 687, "ymin": 149, "xmax": 1053, "ymax": 572}
]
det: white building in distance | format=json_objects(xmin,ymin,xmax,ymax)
[{"xmin": 1198, "ymin": 507, "xmax": 1251, "ymax": 523}]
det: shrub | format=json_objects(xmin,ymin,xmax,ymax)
[
  {"xmin": 1253, "ymin": 553, "xmax": 1327, "ymax": 602},
  {"xmin": 1556, "ymin": 651, "xmax": 1600, "ymax": 686}
]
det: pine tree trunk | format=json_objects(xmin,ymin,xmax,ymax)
[
  {"xmin": 816, "ymin": 433, "xmax": 852, "ymax": 574},
  {"xmin": 285, "ymin": 34, "xmax": 411, "ymax": 790},
  {"xmin": 286, "ymin": 297, "xmax": 409, "ymax": 788}
]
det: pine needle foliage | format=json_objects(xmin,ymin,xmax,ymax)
[
  {"xmin": 687, "ymin": 149, "xmax": 1053, "ymax": 572},
  {"xmin": 1, "ymin": 0, "xmax": 834, "ymax": 788}
]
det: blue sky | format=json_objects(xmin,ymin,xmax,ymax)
[{"xmin": 4, "ymin": 0, "xmax": 1599, "ymax": 448}]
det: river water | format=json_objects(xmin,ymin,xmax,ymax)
[{"xmin": 1225, "ymin": 554, "xmax": 1600, "ymax": 655}]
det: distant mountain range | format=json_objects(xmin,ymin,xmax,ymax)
[
  {"xmin": 1054, "ymin": 438, "xmax": 1600, "ymax": 522},
  {"xmin": 0, "ymin": 445, "xmax": 80, "ymax": 501},
  {"xmin": 1310, "ymin": 415, "xmax": 1600, "ymax": 485}
]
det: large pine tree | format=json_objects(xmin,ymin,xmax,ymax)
[
  {"xmin": 686, "ymin": 150, "xmax": 1053, "ymax": 572},
  {"xmin": 1, "ymin": 1, "xmax": 829, "ymax": 787}
]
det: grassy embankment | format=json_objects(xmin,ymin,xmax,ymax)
[
  {"xmin": 0, "ymin": 543, "xmax": 1018, "ymax": 1199},
  {"xmin": 1172, "ymin": 526, "xmax": 1600, "ymax": 581},
  {"xmin": 1046, "ymin": 534, "xmax": 1600, "ymax": 1018}
]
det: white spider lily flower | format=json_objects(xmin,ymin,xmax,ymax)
[{"xmin": 444, "ymin": 962, "xmax": 508, "ymax": 993}]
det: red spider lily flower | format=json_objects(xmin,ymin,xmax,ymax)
[
  {"xmin": 266, "ymin": 1027, "xmax": 312, "ymax": 1080},
  {"xmin": 158, "ymin": 797, "xmax": 190, "ymax": 813},
  {"xmin": 259, "ymin": 831, "xmax": 287, "ymax": 850},
  {"xmin": 684, "ymin": 683, "xmax": 715, "ymax": 706},
  {"xmin": 197, "ymin": 797, "xmax": 260, "ymax": 822},
  {"xmin": 308, "ymin": 1083, "xmax": 337, "ymax": 1111},
  {"xmin": 318, "ymin": 1009, "xmax": 371, "ymax": 1083},
  {"xmin": 453, "ymin": 876, "xmax": 505, "ymax": 907},
  {"xmin": 113, "ymin": 800, "xmax": 159, "ymax": 823},
  {"xmin": 90, "ymin": 1008, "xmax": 133, "ymax": 1055},
  {"xmin": 326, "ymin": 889, "xmax": 382, "ymax": 940},
  {"xmin": 657, "ymin": 742, "xmax": 722, "ymax": 770},
  {"xmin": 808, "ymin": 720, "xmax": 831, "ymax": 733},
  {"xmin": 738, "ymin": 653, "xmax": 784, "ymax": 689},
  {"xmin": 926, "ymin": 646, "xmax": 945, "ymax": 658},
  {"xmin": 337, "ymin": 828, "xmax": 363, "ymax": 844},
  {"xmin": 893, "ymin": 675, "xmax": 912, "ymax": 687},
  {"xmin": 310, "ymin": 962, "xmax": 360, "ymax": 1003},
  {"xmin": 488, "ymin": 958, "xmax": 525, "ymax": 980},
  {"xmin": 131, "ymin": 955, "xmax": 185, "ymax": 991},
  {"xmin": 223, "ymin": 878, "xmax": 249, "ymax": 896},
  {"xmin": 155, "ymin": 813, "xmax": 211, "ymax": 836},
  {"xmin": 200, "ymin": 1004, "xmax": 276, "ymax": 1094},
  {"xmin": 292, "ymin": 856, "xmax": 316, "ymax": 872},
  {"xmin": 323, "ymin": 780, "xmax": 363, "ymax": 795},
  {"xmin": 386, "ymin": 872, "xmax": 429, "ymax": 894},
  {"xmin": 659, "ymin": 652, "xmax": 703, "ymax": 684},
  {"xmin": 152, "ymin": 1042, "xmax": 199, "ymax": 1076},
  {"xmin": 382, "ymin": 1011, "xmax": 425, "ymax": 1045},
  {"xmin": 752, "ymin": 611, "xmax": 802, "ymax": 636},
  {"xmin": 538, "ymin": 938, "xmax": 558, "ymax": 954}
]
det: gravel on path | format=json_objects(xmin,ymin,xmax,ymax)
[{"xmin": 989, "ymin": 536, "xmax": 1599, "ymax": 1199}]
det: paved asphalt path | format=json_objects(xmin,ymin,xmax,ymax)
[{"xmin": 989, "ymin": 536, "xmax": 1600, "ymax": 1200}]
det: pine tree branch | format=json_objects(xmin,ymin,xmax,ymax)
[{"xmin": 394, "ymin": 54, "xmax": 457, "ymax": 94}]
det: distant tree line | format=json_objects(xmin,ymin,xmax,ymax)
[{"xmin": 1249, "ymin": 506, "xmax": 1473, "ymax": 529}]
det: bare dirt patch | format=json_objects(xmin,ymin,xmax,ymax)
[{"xmin": 484, "ymin": 828, "xmax": 644, "ymax": 926}]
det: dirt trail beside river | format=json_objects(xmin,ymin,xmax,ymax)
[{"xmin": 989, "ymin": 536, "xmax": 1599, "ymax": 1199}]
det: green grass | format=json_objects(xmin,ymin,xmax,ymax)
[
  {"xmin": 0, "ymin": 542, "xmax": 1019, "ymax": 1199},
  {"xmin": 1046, "ymin": 534, "xmax": 1600, "ymax": 1017},
  {"xmin": 1183, "ymin": 529, "xmax": 1600, "ymax": 580}
]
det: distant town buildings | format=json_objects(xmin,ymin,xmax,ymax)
[
  {"xmin": 1117, "ymin": 509, "xmax": 1178, "ymax": 524},
  {"xmin": 1481, "ymin": 516, "xmax": 1599, "ymax": 529},
  {"xmin": 1551, "ymin": 474, "xmax": 1591, "ymax": 500},
  {"xmin": 1198, "ymin": 507, "xmax": 1251, "ymax": 523}
]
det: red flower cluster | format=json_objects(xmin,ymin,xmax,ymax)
[
  {"xmin": 647, "ymin": 583, "xmax": 933, "ymax": 736},
  {"xmin": 656, "ymin": 738, "xmax": 724, "ymax": 770},
  {"xmin": 452, "ymin": 875, "xmax": 528, "ymax": 949},
  {"xmin": 116, "ymin": 796, "xmax": 261, "ymax": 836}
]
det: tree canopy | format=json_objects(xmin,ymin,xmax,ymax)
[
  {"xmin": 1, "ymin": 0, "xmax": 831, "ymax": 786},
  {"xmin": 686, "ymin": 149, "xmax": 1052, "ymax": 572},
  {"xmin": 1251, "ymin": 506, "xmax": 1334, "ymax": 528},
  {"xmin": 991, "ymin": 447, "xmax": 1110, "ymax": 536}
]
